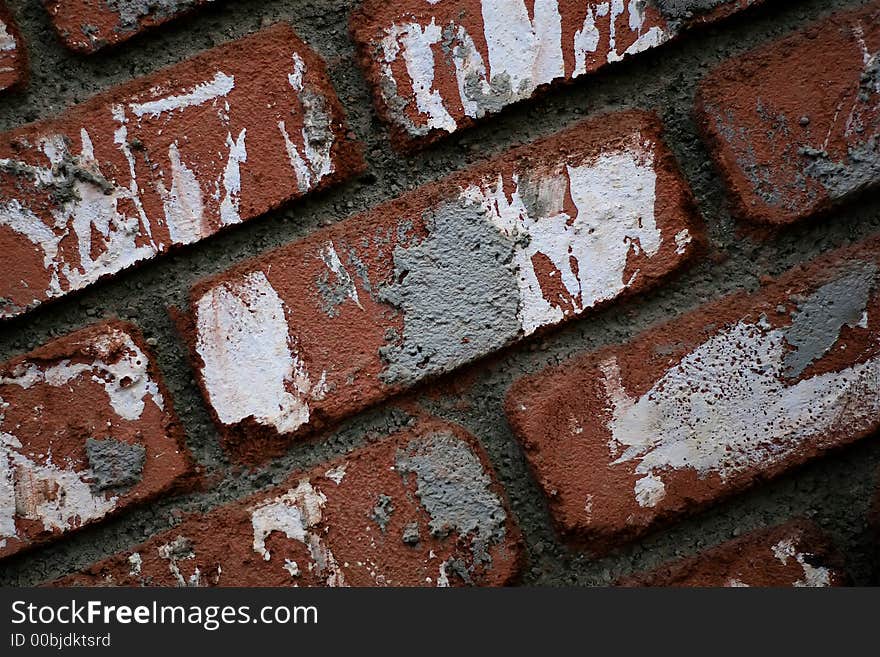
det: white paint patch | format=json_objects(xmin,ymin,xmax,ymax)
[
  {"xmin": 128, "ymin": 552, "xmax": 143, "ymax": 576},
  {"xmin": 158, "ymin": 142, "xmax": 206, "ymax": 245},
  {"xmin": 0, "ymin": 432, "xmax": 118, "ymax": 540},
  {"xmin": 600, "ymin": 316, "xmax": 880, "ymax": 508},
  {"xmin": 381, "ymin": 20, "xmax": 457, "ymax": 133},
  {"xmin": 250, "ymin": 479, "xmax": 347, "ymax": 586},
  {"xmin": 280, "ymin": 53, "xmax": 336, "ymax": 192},
  {"xmin": 0, "ymin": 326, "xmax": 164, "ymax": 421},
  {"xmin": 325, "ymin": 464, "xmax": 347, "ymax": 485},
  {"xmin": 461, "ymin": 139, "xmax": 662, "ymax": 335},
  {"xmin": 772, "ymin": 538, "xmax": 833, "ymax": 587},
  {"xmin": 129, "ymin": 72, "xmax": 235, "ymax": 118},
  {"xmin": 0, "ymin": 326, "xmax": 164, "ymax": 542},
  {"xmin": 0, "ymin": 20, "xmax": 16, "ymax": 52},
  {"xmin": 375, "ymin": 0, "xmax": 673, "ymax": 135},
  {"xmin": 674, "ymin": 228, "xmax": 692, "ymax": 255},
  {"xmin": 319, "ymin": 241, "xmax": 363, "ymax": 310},
  {"xmin": 219, "ymin": 129, "xmax": 247, "ymax": 226},
  {"xmin": 481, "ymin": 0, "xmax": 564, "ymax": 99},
  {"xmin": 195, "ymin": 271, "xmax": 323, "ymax": 435},
  {"xmin": 603, "ymin": 0, "xmax": 671, "ymax": 64},
  {"xmin": 1, "ymin": 45, "xmax": 338, "ymax": 319}
]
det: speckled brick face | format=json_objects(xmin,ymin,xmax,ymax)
[
  {"xmin": 182, "ymin": 110, "xmax": 701, "ymax": 457},
  {"xmin": 57, "ymin": 418, "xmax": 523, "ymax": 587},
  {"xmin": 506, "ymin": 238, "xmax": 880, "ymax": 554},
  {"xmin": 351, "ymin": 0, "xmax": 768, "ymax": 148},
  {"xmin": 0, "ymin": 2, "xmax": 26, "ymax": 92},
  {"xmin": 696, "ymin": 2, "xmax": 880, "ymax": 224},
  {"xmin": 620, "ymin": 521, "xmax": 847, "ymax": 587},
  {"xmin": 0, "ymin": 321, "xmax": 192, "ymax": 561},
  {"xmin": 0, "ymin": 23, "xmax": 363, "ymax": 321},
  {"xmin": 44, "ymin": 0, "xmax": 216, "ymax": 53}
]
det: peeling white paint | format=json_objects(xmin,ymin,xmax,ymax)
[
  {"xmin": 772, "ymin": 538, "xmax": 833, "ymax": 587},
  {"xmin": 319, "ymin": 241, "xmax": 363, "ymax": 310},
  {"xmin": 219, "ymin": 129, "xmax": 247, "ymax": 226},
  {"xmin": 0, "ymin": 326, "xmax": 164, "ymax": 421},
  {"xmin": 0, "ymin": 44, "xmax": 339, "ymax": 319},
  {"xmin": 461, "ymin": 138, "xmax": 662, "ymax": 335},
  {"xmin": 325, "ymin": 464, "xmax": 347, "ymax": 485},
  {"xmin": 250, "ymin": 479, "xmax": 347, "ymax": 586},
  {"xmin": 0, "ymin": 20, "xmax": 16, "ymax": 53},
  {"xmin": 0, "ymin": 326, "xmax": 165, "ymax": 543},
  {"xmin": 158, "ymin": 142, "xmax": 206, "ymax": 245},
  {"xmin": 599, "ymin": 316, "xmax": 880, "ymax": 509},
  {"xmin": 157, "ymin": 536, "xmax": 202, "ymax": 587},
  {"xmin": 375, "ymin": 0, "xmax": 673, "ymax": 135},
  {"xmin": 382, "ymin": 20, "xmax": 456, "ymax": 133},
  {"xmin": 481, "ymin": 0, "xmax": 564, "ymax": 100},
  {"xmin": 128, "ymin": 552, "xmax": 143, "ymax": 576},
  {"xmin": 129, "ymin": 72, "xmax": 235, "ymax": 119},
  {"xmin": 0, "ymin": 433, "xmax": 119, "ymax": 541},
  {"xmin": 195, "ymin": 271, "xmax": 320, "ymax": 435},
  {"xmin": 279, "ymin": 53, "xmax": 336, "ymax": 192},
  {"xmin": 674, "ymin": 228, "xmax": 692, "ymax": 255}
]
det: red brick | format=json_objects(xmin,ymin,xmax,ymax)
[
  {"xmin": 351, "ymin": 0, "xmax": 769, "ymax": 149},
  {"xmin": 696, "ymin": 2, "xmax": 880, "ymax": 225},
  {"xmin": 180, "ymin": 110, "xmax": 702, "ymax": 458},
  {"xmin": 619, "ymin": 521, "xmax": 847, "ymax": 587},
  {"xmin": 0, "ymin": 23, "xmax": 364, "ymax": 321},
  {"xmin": 506, "ymin": 238, "xmax": 880, "ymax": 555},
  {"xmin": 0, "ymin": 2, "xmax": 27, "ymax": 92},
  {"xmin": 56, "ymin": 417, "xmax": 523, "ymax": 587},
  {"xmin": 44, "ymin": 0, "xmax": 215, "ymax": 53},
  {"xmin": 0, "ymin": 321, "xmax": 193, "ymax": 561}
]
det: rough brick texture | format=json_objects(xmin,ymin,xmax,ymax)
[
  {"xmin": 351, "ymin": 0, "xmax": 769, "ymax": 149},
  {"xmin": 620, "ymin": 521, "xmax": 847, "ymax": 587},
  {"xmin": 0, "ymin": 2, "xmax": 27, "ymax": 92},
  {"xmin": 506, "ymin": 238, "xmax": 880, "ymax": 554},
  {"xmin": 44, "ymin": 0, "xmax": 216, "ymax": 53},
  {"xmin": 696, "ymin": 2, "xmax": 880, "ymax": 224},
  {"xmin": 0, "ymin": 23, "xmax": 363, "ymax": 321},
  {"xmin": 0, "ymin": 321, "xmax": 193, "ymax": 561},
  {"xmin": 182, "ymin": 110, "xmax": 701, "ymax": 457},
  {"xmin": 58, "ymin": 417, "xmax": 523, "ymax": 587}
]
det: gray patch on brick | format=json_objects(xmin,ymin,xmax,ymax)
[
  {"xmin": 402, "ymin": 522, "xmax": 420, "ymax": 545},
  {"xmin": 395, "ymin": 431, "xmax": 507, "ymax": 566},
  {"xmin": 782, "ymin": 260, "xmax": 877, "ymax": 379},
  {"xmin": 104, "ymin": 0, "xmax": 204, "ymax": 33},
  {"xmin": 371, "ymin": 494, "xmax": 394, "ymax": 532},
  {"xmin": 710, "ymin": 105, "xmax": 814, "ymax": 211},
  {"xmin": 377, "ymin": 200, "xmax": 522, "ymax": 385},
  {"xmin": 85, "ymin": 438, "xmax": 146, "ymax": 493},
  {"xmin": 802, "ymin": 140, "xmax": 880, "ymax": 203},
  {"xmin": 345, "ymin": 248, "xmax": 373, "ymax": 295},
  {"xmin": 802, "ymin": 54, "xmax": 879, "ymax": 200},
  {"xmin": 378, "ymin": 74, "xmax": 433, "ymax": 138}
]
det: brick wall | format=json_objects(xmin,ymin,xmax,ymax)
[{"xmin": 1, "ymin": 0, "xmax": 879, "ymax": 587}]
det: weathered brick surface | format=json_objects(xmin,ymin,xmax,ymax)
[
  {"xmin": 351, "ymin": 0, "xmax": 769, "ymax": 149},
  {"xmin": 58, "ymin": 417, "xmax": 523, "ymax": 587},
  {"xmin": 696, "ymin": 2, "xmax": 880, "ymax": 224},
  {"xmin": 44, "ymin": 0, "xmax": 216, "ymax": 53},
  {"xmin": 0, "ymin": 23, "xmax": 364, "ymax": 321},
  {"xmin": 506, "ymin": 239, "xmax": 880, "ymax": 554},
  {"xmin": 0, "ymin": 2, "xmax": 27, "ymax": 92},
  {"xmin": 620, "ymin": 521, "xmax": 847, "ymax": 587},
  {"xmin": 0, "ymin": 321, "xmax": 193, "ymax": 561},
  {"xmin": 181, "ymin": 110, "xmax": 701, "ymax": 456}
]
